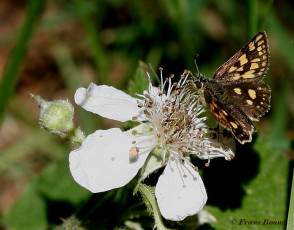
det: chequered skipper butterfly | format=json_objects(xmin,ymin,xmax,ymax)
[{"xmin": 192, "ymin": 32, "xmax": 271, "ymax": 144}]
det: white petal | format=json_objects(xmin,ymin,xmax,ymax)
[
  {"xmin": 144, "ymin": 86, "xmax": 160, "ymax": 99},
  {"xmin": 69, "ymin": 128, "xmax": 153, "ymax": 193},
  {"xmin": 74, "ymin": 83, "xmax": 144, "ymax": 122},
  {"xmin": 155, "ymin": 158, "xmax": 207, "ymax": 221},
  {"xmin": 144, "ymin": 86, "xmax": 167, "ymax": 106},
  {"xmin": 198, "ymin": 210, "xmax": 216, "ymax": 225}
]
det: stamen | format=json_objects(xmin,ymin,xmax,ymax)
[
  {"xmin": 167, "ymin": 77, "xmax": 173, "ymax": 96},
  {"xmin": 134, "ymin": 68, "xmax": 234, "ymax": 183},
  {"xmin": 162, "ymin": 149, "xmax": 167, "ymax": 163}
]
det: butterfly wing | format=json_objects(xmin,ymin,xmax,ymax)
[
  {"xmin": 213, "ymin": 32, "xmax": 269, "ymax": 82},
  {"xmin": 204, "ymin": 89, "xmax": 255, "ymax": 144},
  {"xmin": 221, "ymin": 80, "xmax": 271, "ymax": 121}
]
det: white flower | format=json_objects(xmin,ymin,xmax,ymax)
[{"xmin": 69, "ymin": 69, "xmax": 234, "ymax": 221}]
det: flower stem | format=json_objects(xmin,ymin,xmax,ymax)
[
  {"xmin": 137, "ymin": 183, "xmax": 174, "ymax": 230},
  {"xmin": 60, "ymin": 126, "xmax": 85, "ymax": 149}
]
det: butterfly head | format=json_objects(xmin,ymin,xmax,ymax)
[{"xmin": 192, "ymin": 72, "xmax": 207, "ymax": 89}]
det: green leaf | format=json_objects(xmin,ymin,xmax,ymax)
[
  {"xmin": 4, "ymin": 157, "xmax": 90, "ymax": 229},
  {"xmin": 37, "ymin": 157, "xmax": 90, "ymax": 206},
  {"xmin": 206, "ymin": 138, "xmax": 288, "ymax": 230},
  {"xmin": 5, "ymin": 182, "xmax": 47, "ymax": 230},
  {"xmin": 128, "ymin": 61, "xmax": 149, "ymax": 96}
]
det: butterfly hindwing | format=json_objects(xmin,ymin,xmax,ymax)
[
  {"xmin": 204, "ymin": 89, "xmax": 255, "ymax": 144},
  {"xmin": 221, "ymin": 80, "xmax": 271, "ymax": 121},
  {"xmin": 213, "ymin": 32, "xmax": 269, "ymax": 82}
]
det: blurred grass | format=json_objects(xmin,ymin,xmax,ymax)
[
  {"xmin": 0, "ymin": 0, "xmax": 45, "ymax": 120},
  {"xmin": 0, "ymin": 0, "xmax": 293, "ymax": 229},
  {"xmin": 248, "ymin": 0, "xmax": 258, "ymax": 38},
  {"xmin": 74, "ymin": 0, "xmax": 110, "ymax": 85}
]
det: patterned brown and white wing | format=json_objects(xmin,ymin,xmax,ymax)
[
  {"xmin": 204, "ymin": 89, "xmax": 255, "ymax": 144},
  {"xmin": 221, "ymin": 80, "xmax": 271, "ymax": 121}
]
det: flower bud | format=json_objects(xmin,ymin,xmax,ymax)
[{"xmin": 31, "ymin": 94, "xmax": 74, "ymax": 134}]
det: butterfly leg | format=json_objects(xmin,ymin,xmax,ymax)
[
  {"xmin": 209, "ymin": 124, "xmax": 233, "ymax": 142},
  {"xmin": 209, "ymin": 124, "xmax": 220, "ymax": 141}
]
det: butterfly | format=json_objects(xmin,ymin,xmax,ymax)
[{"xmin": 192, "ymin": 31, "xmax": 271, "ymax": 144}]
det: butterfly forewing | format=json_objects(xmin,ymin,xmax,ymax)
[{"xmin": 213, "ymin": 32, "xmax": 269, "ymax": 82}]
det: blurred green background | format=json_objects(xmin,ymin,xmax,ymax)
[{"xmin": 0, "ymin": 0, "xmax": 293, "ymax": 229}]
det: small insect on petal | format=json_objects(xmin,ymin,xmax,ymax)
[{"xmin": 129, "ymin": 147, "xmax": 139, "ymax": 159}]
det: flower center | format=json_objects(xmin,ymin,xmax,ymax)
[
  {"xmin": 132, "ymin": 68, "xmax": 235, "ymax": 167},
  {"xmin": 139, "ymin": 71, "xmax": 207, "ymax": 161}
]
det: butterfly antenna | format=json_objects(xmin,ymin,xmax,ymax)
[{"xmin": 193, "ymin": 54, "xmax": 201, "ymax": 80}]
